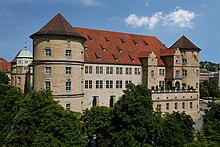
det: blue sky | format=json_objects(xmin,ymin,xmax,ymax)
[{"xmin": 0, "ymin": 0, "xmax": 219, "ymax": 63}]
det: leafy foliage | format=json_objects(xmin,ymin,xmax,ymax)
[
  {"xmin": 0, "ymin": 72, "xmax": 10, "ymax": 85},
  {"xmin": 200, "ymin": 81, "xmax": 220, "ymax": 98}
]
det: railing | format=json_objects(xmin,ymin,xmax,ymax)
[{"xmin": 152, "ymin": 89, "xmax": 198, "ymax": 93}]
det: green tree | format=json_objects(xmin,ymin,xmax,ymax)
[
  {"xmin": 159, "ymin": 112, "xmax": 195, "ymax": 146},
  {"xmin": 106, "ymin": 83, "xmax": 155, "ymax": 146},
  {"xmin": 201, "ymin": 102, "xmax": 220, "ymax": 143},
  {"xmin": 0, "ymin": 84, "xmax": 24, "ymax": 146},
  {"xmin": 5, "ymin": 90, "xmax": 85, "ymax": 146},
  {"xmin": 81, "ymin": 106, "xmax": 112, "ymax": 146},
  {"xmin": 0, "ymin": 72, "xmax": 10, "ymax": 85}
]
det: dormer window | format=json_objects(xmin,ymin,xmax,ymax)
[
  {"xmin": 121, "ymin": 39, "xmax": 125, "ymax": 44},
  {"xmin": 88, "ymin": 35, "xmax": 92, "ymax": 41},
  {"xmin": 100, "ymin": 45, "xmax": 106, "ymax": 52},
  {"xmin": 143, "ymin": 41, "xmax": 149, "ymax": 46},
  {"xmin": 104, "ymin": 37, "xmax": 110, "ymax": 43},
  {"xmin": 129, "ymin": 55, "xmax": 135, "ymax": 62},
  {"xmin": 117, "ymin": 47, "xmax": 122, "ymax": 53},
  {"xmin": 112, "ymin": 54, "xmax": 118, "ymax": 61},
  {"xmin": 95, "ymin": 53, "xmax": 101, "ymax": 60},
  {"xmin": 67, "ymin": 39, "xmax": 71, "ymax": 44},
  {"xmin": 46, "ymin": 37, "xmax": 50, "ymax": 42},
  {"xmin": 132, "ymin": 40, "xmax": 138, "ymax": 45},
  {"xmin": 84, "ymin": 45, "xmax": 88, "ymax": 51}
]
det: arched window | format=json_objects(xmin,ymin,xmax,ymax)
[
  {"xmin": 109, "ymin": 96, "xmax": 115, "ymax": 108},
  {"xmin": 92, "ymin": 96, "xmax": 99, "ymax": 107}
]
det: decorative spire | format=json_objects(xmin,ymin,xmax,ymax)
[{"xmin": 24, "ymin": 38, "xmax": 27, "ymax": 50}]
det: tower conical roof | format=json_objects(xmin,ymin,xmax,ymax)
[
  {"xmin": 30, "ymin": 13, "xmax": 84, "ymax": 39},
  {"xmin": 170, "ymin": 35, "xmax": 201, "ymax": 50}
]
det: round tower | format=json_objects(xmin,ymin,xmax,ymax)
[{"xmin": 30, "ymin": 13, "xmax": 86, "ymax": 112}]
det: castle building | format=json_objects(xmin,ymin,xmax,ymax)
[
  {"xmin": 28, "ymin": 13, "xmax": 200, "ymax": 120},
  {"xmin": 11, "ymin": 49, "xmax": 33, "ymax": 92}
]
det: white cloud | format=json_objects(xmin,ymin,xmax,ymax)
[
  {"xmin": 163, "ymin": 8, "xmax": 195, "ymax": 28},
  {"xmin": 125, "ymin": 8, "xmax": 196, "ymax": 29},
  {"xmin": 145, "ymin": 3, "xmax": 148, "ymax": 7},
  {"xmin": 125, "ymin": 12, "xmax": 162, "ymax": 29}
]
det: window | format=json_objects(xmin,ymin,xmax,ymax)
[
  {"xmin": 196, "ymin": 83, "xmax": 199, "ymax": 89},
  {"xmin": 183, "ymin": 70, "xmax": 187, "ymax": 76},
  {"xmin": 109, "ymin": 96, "xmax": 115, "ymax": 107},
  {"xmin": 116, "ymin": 67, "xmax": 123, "ymax": 74},
  {"xmin": 85, "ymin": 80, "xmax": 92, "ymax": 89},
  {"xmin": 166, "ymin": 103, "xmax": 169, "ymax": 110},
  {"xmin": 17, "ymin": 77, "xmax": 21, "ymax": 85},
  {"xmin": 135, "ymin": 68, "xmax": 141, "ymax": 75},
  {"xmin": 96, "ymin": 80, "xmax": 103, "ymax": 89},
  {"xmin": 174, "ymin": 103, "xmax": 178, "ymax": 109},
  {"xmin": 66, "ymin": 81, "xmax": 71, "ymax": 91},
  {"xmin": 159, "ymin": 69, "xmax": 165, "ymax": 76},
  {"xmin": 182, "ymin": 102, "xmax": 185, "ymax": 109},
  {"xmin": 106, "ymin": 80, "xmax": 113, "ymax": 88},
  {"xmin": 183, "ymin": 59, "xmax": 187, "ymax": 64},
  {"xmin": 190, "ymin": 102, "xmax": 193, "ymax": 109},
  {"xmin": 159, "ymin": 81, "xmax": 165, "ymax": 89},
  {"xmin": 125, "ymin": 80, "xmax": 132, "ymax": 86},
  {"xmin": 176, "ymin": 70, "xmax": 180, "ymax": 78},
  {"xmin": 25, "ymin": 61, "xmax": 28, "ymax": 64},
  {"xmin": 66, "ymin": 103, "xmax": 71, "ymax": 111},
  {"xmin": 126, "ymin": 67, "xmax": 132, "ymax": 75},
  {"xmin": 116, "ymin": 80, "xmax": 122, "ymax": 88},
  {"xmin": 66, "ymin": 67, "xmax": 71, "ymax": 75},
  {"xmin": 45, "ymin": 49, "xmax": 51, "ymax": 56},
  {"xmin": 151, "ymin": 70, "xmax": 154, "ymax": 77},
  {"xmin": 92, "ymin": 96, "xmax": 98, "ymax": 107},
  {"xmin": 196, "ymin": 70, "xmax": 199, "ymax": 76},
  {"xmin": 45, "ymin": 67, "xmax": 51, "ymax": 74},
  {"xmin": 96, "ymin": 66, "xmax": 103, "ymax": 74},
  {"xmin": 17, "ymin": 67, "xmax": 22, "ymax": 72},
  {"xmin": 24, "ymin": 67, "xmax": 29, "ymax": 71},
  {"xmin": 66, "ymin": 49, "xmax": 72, "ymax": 57},
  {"xmin": 157, "ymin": 104, "xmax": 161, "ymax": 110},
  {"xmin": 45, "ymin": 81, "xmax": 51, "ymax": 90},
  {"xmin": 106, "ymin": 67, "xmax": 113, "ymax": 74},
  {"xmin": 85, "ymin": 66, "xmax": 92, "ymax": 74},
  {"xmin": 176, "ymin": 57, "xmax": 180, "ymax": 64}
]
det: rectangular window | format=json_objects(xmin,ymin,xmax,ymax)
[
  {"xmin": 116, "ymin": 80, "xmax": 122, "ymax": 88},
  {"xmin": 159, "ymin": 81, "xmax": 165, "ymax": 89},
  {"xmin": 183, "ymin": 70, "xmax": 187, "ymax": 76},
  {"xmin": 125, "ymin": 80, "xmax": 132, "ymax": 86},
  {"xmin": 96, "ymin": 66, "xmax": 103, "ymax": 74},
  {"xmin": 135, "ymin": 68, "xmax": 141, "ymax": 75},
  {"xmin": 151, "ymin": 70, "xmax": 154, "ymax": 77},
  {"xmin": 17, "ymin": 67, "xmax": 22, "ymax": 72},
  {"xmin": 182, "ymin": 59, "xmax": 187, "ymax": 64},
  {"xmin": 106, "ymin": 67, "xmax": 113, "ymax": 74},
  {"xmin": 166, "ymin": 103, "xmax": 169, "ymax": 110},
  {"xmin": 96, "ymin": 80, "xmax": 103, "ymax": 89},
  {"xmin": 85, "ymin": 66, "xmax": 92, "ymax": 74},
  {"xmin": 174, "ymin": 103, "xmax": 178, "ymax": 109},
  {"xmin": 66, "ymin": 103, "xmax": 71, "ymax": 111},
  {"xmin": 85, "ymin": 80, "xmax": 92, "ymax": 89},
  {"xmin": 106, "ymin": 80, "xmax": 113, "ymax": 88},
  {"xmin": 126, "ymin": 67, "xmax": 132, "ymax": 75},
  {"xmin": 66, "ymin": 67, "xmax": 71, "ymax": 75},
  {"xmin": 66, "ymin": 81, "xmax": 71, "ymax": 91},
  {"xmin": 116, "ymin": 67, "xmax": 123, "ymax": 74},
  {"xmin": 66, "ymin": 49, "xmax": 72, "ymax": 57},
  {"xmin": 182, "ymin": 102, "xmax": 185, "ymax": 109},
  {"xmin": 157, "ymin": 104, "xmax": 161, "ymax": 110},
  {"xmin": 196, "ymin": 70, "xmax": 199, "ymax": 76},
  {"xmin": 159, "ymin": 69, "xmax": 165, "ymax": 76},
  {"xmin": 45, "ymin": 49, "xmax": 51, "ymax": 56},
  {"xmin": 176, "ymin": 57, "xmax": 180, "ymax": 64},
  {"xmin": 176, "ymin": 70, "xmax": 180, "ymax": 78},
  {"xmin": 45, "ymin": 81, "xmax": 51, "ymax": 90},
  {"xmin": 45, "ymin": 67, "xmax": 51, "ymax": 74},
  {"xmin": 190, "ymin": 102, "xmax": 193, "ymax": 109}
]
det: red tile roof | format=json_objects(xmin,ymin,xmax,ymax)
[
  {"xmin": 170, "ymin": 35, "xmax": 201, "ymax": 50},
  {"xmin": 30, "ymin": 13, "xmax": 85, "ymax": 39},
  {"xmin": 75, "ymin": 27, "xmax": 169, "ymax": 66},
  {"xmin": 0, "ymin": 58, "xmax": 11, "ymax": 73}
]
